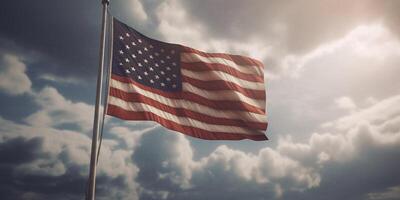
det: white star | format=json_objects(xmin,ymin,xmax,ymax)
[
  {"xmin": 125, "ymin": 69, "xmax": 130, "ymax": 73},
  {"xmin": 138, "ymin": 50, "xmax": 142, "ymax": 54},
  {"xmin": 172, "ymin": 74, "xmax": 177, "ymax": 78},
  {"xmin": 149, "ymin": 44, "xmax": 153, "ymax": 48},
  {"xmin": 138, "ymin": 63, "xmax": 142, "ymax": 67},
  {"xmin": 155, "ymin": 75, "xmax": 159, "ymax": 79},
  {"xmin": 119, "ymin": 62, "xmax": 123, "ymax": 66},
  {"xmin": 160, "ymin": 60, "xmax": 165, "ymax": 64},
  {"xmin": 138, "ymin": 75, "xmax": 142, "ymax": 80},
  {"xmin": 149, "ymin": 55, "xmax": 154, "ymax": 59},
  {"xmin": 131, "ymin": 42, "xmax": 136, "ymax": 46},
  {"xmin": 144, "ymin": 59, "xmax": 148, "ymax": 63},
  {"xmin": 125, "ymin": 45, "xmax": 130, "ymax": 50},
  {"xmin": 144, "ymin": 47, "xmax": 148, "ymax": 51},
  {"xmin": 166, "ymin": 55, "xmax": 171, "ymax": 59},
  {"xmin": 125, "ymin": 58, "xmax": 130, "ymax": 63},
  {"xmin": 130, "ymin": 67, "xmax": 135, "ymax": 71},
  {"xmin": 161, "ymin": 82, "xmax": 165, "ymax": 87},
  {"xmin": 172, "ymin": 62, "xmax": 177, "ymax": 66},
  {"xmin": 138, "ymin": 39, "xmax": 142, "ymax": 43},
  {"xmin": 150, "ymin": 79, "xmax": 154, "ymax": 84},
  {"xmin": 171, "ymin": 50, "xmax": 175, "ymax": 54},
  {"xmin": 131, "ymin": 54, "xmax": 136, "ymax": 58},
  {"xmin": 166, "ymin": 77, "xmax": 171, "ymax": 81},
  {"xmin": 119, "ymin": 36, "xmax": 124, "ymax": 40},
  {"xmin": 125, "ymin": 33, "xmax": 130, "ymax": 37},
  {"xmin": 161, "ymin": 71, "xmax": 165, "ymax": 75},
  {"xmin": 172, "ymin": 84, "xmax": 177, "ymax": 88},
  {"xmin": 149, "ymin": 67, "xmax": 154, "ymax": 71},
  {"xmin": 119, "ymin": 50, "xmax": 124, "ymax": 54},
  {"xmin": 155, "ymin": 52, "xmax": 159, "ymax": 56},
  {"xmin": 166, "ymin": 67, "xmax": 171, "ymax": 71},
  {"xmin": 144, "ymin": 71, "xmax": 148, "ymax": 76},
  {"xmin": 155, "ymin": 63, "xmax": 159, "ymax": 67}
]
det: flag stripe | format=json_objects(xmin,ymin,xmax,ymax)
[
  {"xmin": 182, "ymin": 76, "xmax": 265, "ymax": 99},
  {"xmin": 108, "ymin": 104, "xmax": 268, "ymax": 140},
  {"xmin": 182, "ymin": 82, "xmax": 265, "ymax": 110},
  {"xmin": 108, "ymin": 96, "xmax": 265, "ymax": 135},
  {"xmin": 109, "ymin": 90, "xmax": 267, "ymax": 129},
  {"xmin": 181, "ymin": 62, "xmax": 264, "ymax": 82},
  {"xmin": 111, "ymin": 74, "xmax": 265, "ymax": 114},
  {"xmin": 181, "ymin": 69, "xmax": 264, "ymax": 90},
  {"xmin": 181, "ymin": 46, "xmax": 264, "ymax": 69},
  {"xmin": 181, "ymin": 53, "xmax": 263, "ymax": 76},
  {"xmin": 109, "ymin": 87, "xmax": 266, "ymax": 123}
]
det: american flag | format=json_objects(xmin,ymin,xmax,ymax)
[{"xmin": 107, "ymin": 18, "xmax": 268, "ymax": 140}]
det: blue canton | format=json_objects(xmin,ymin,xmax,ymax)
[{"xmin": 112, "ymin": 18, "xmax": 182, "ymax": 92}]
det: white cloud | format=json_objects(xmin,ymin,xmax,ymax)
[
  {"xmin": 279, "ymin": 94, "xmax": 400, "ymax": 169},
  {"xmin": 0, "ymin": 54, "xmax": 31, "ymax": 95},
  {"xmin": 25, "ymin": 86, "xmax": 94, "ymax": 133},
  {"xmin": 129, "ymin": 0, "xmax": 148, "ymax": 22},
  {"xmin": 280, "ymin": 23, "xmax": 400, "ymax": 77},
  {"xmin": 39, "ymin": 73, "xmax": 84, "ymax": 85},
  {"xmin": 335, "ymin": 96, "xmax": 357, "ymax": 111}
]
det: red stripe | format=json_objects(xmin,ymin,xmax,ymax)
[
  {"xmin": 111, "ymin": 74, "xmax": 265, "ymax": 114},
  {"xmin": 107, "ymin": 104, "xmax": 268, "ymax": 141},
  {"xmin": 181, "ymin": 62, "xmax": 264, "ymax": 82},
  {"xmin": 182, "ymin": 76, "xmax": 266, "ymax": 100},
  {"xmin": 109, "ymin": 88, "xmax": 267, "ymax": 130},
  {"xmin": 181, "ymin": 46, "xmax": 264, "ymax": 69}
]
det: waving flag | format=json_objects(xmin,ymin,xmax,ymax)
[{"xmin": 107, "ymin": 18, "xmax": 268, "ymax": 140}]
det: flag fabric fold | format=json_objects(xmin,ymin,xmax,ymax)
[{"xmin": 107, "ymin": 18, "xmax": 268, "ymax": 140}]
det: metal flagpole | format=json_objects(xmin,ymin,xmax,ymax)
[{"xmin": 86, "ymin": 0, "xmax": 109, "ymax": 199}]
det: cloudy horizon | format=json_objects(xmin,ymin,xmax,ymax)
[{"xmin": 1, "ymin": 0, "xmax": 400, "ymax": 199}]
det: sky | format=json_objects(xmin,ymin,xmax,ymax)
[{"xmin": 1, "ymin": 0, "xmax": 400, "ymax": 199}]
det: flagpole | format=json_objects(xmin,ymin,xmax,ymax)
[{"xmin": 86, "ymin": 0, "xmax": 109, "ymax": 200}]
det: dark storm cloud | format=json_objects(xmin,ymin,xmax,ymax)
[{"xmin": 0, "ymin": 0, "xmax": 101, "ymax": 78}]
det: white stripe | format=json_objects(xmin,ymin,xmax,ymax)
[
  {"xmin": 182, "ymin": 82, "xmax": 265, "ymax": 110},
  {"xmin": 109, "ymin": 96, "xmax": 265, "ymax": 135},
  {"xmin": 110, "ymin": 79, "xmax": 267, "ymax": 123},
  {"xmin": 181, "ymin": 53, "xmax": 263, "ymax": 76},
  {"xmin": 182, "ymin": 69, "xmax": 264, "ymax": 90}
]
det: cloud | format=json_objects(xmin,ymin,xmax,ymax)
[
  {"xmin": 335, "ymin": 96, "xmax": 357, "ymax": 112},
  {"xmin": 0, "ymin": 0, "xmax": 106, "ymax": 79},
  {"xmin": 280, "ymin": 23, "xmax": 400, "ymax": 77},
  {"xmin": 24, "ymin": 86, "xmax": 94, "ymax": 133},
  {"xmin": 128, "ymin": 0, "xmax": 148, "ymax": 22},
  {"xmin": 0, "ymin": 82, "xmax": 150, "ymax": 199},
  {"xmin": 0, "ymin": 54, "xmax": 31, "ymax": 95},
  {"xmin": 0, "ymin": 115, "xmax": 144, "ymax": 200},
  {"xmin": 39, "ymin": 73, "xmax": 85, "ymax": 85},
  {"xmin": 132, "ymin": 127, "xmax": 320, "ymax": 199},
  {"xmin": 367, "ymin": 185, "xmax": 400, "ymax": 200}
]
